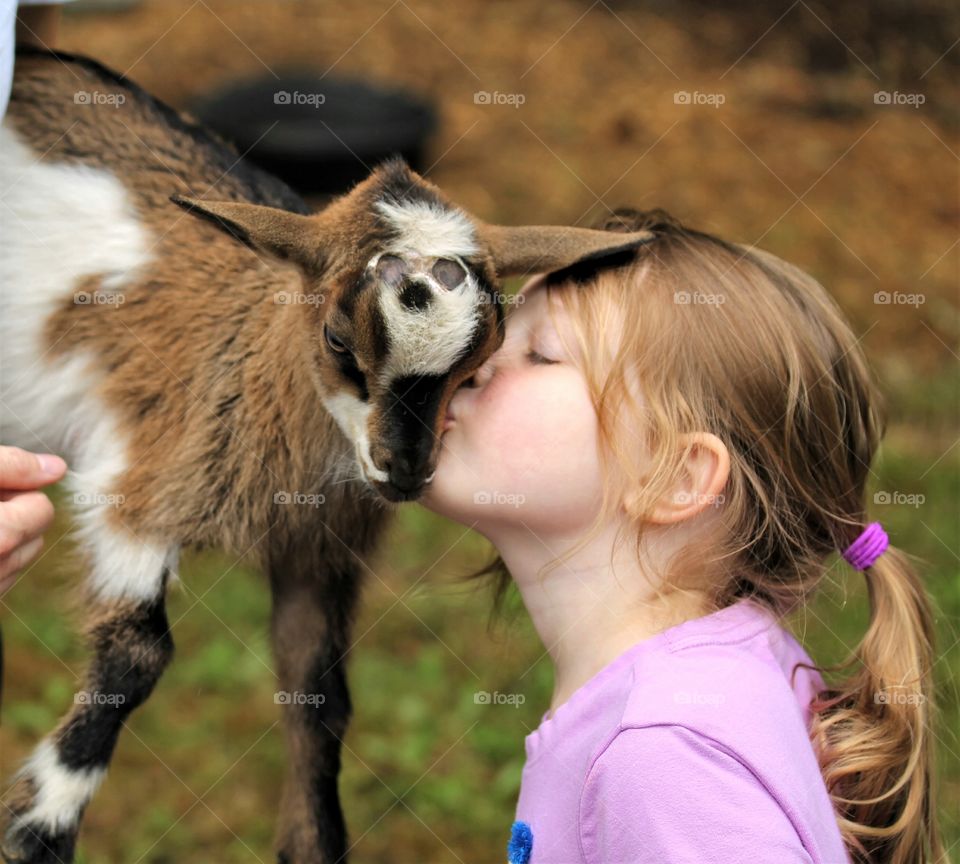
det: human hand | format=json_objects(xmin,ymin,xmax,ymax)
[{"xmin": 0, "ymin": 446, "xmax": 67, "ymax": 594}]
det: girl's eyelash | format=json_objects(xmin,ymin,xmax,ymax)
[{"xmin": 526, "ymin": 349, "xmax": 558, "ymax": 365}]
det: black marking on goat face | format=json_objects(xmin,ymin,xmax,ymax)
[
  {"xmin": 339, "ymin": 268, "xmax": 391, "ymax": 361},
  {"xmin": 332, "ymin": 250, "xmax": 499, "ymax": 502},
  {"xmin": 315, "ymin": 269, "xmax": 393, "ymax": 404},
  {"xmin": 467, "ymin": 262, "xmax": 508, "ymax": 352},
  {"xmin": 333, "ymin": 351, "xmax": 369, "ymax": 402},
  {"xmin": 314, "ymin": 163, "xmax": 505, "ymax": 502},
  {"xmin": 332, "ymin": 265, "xmax": 371, "ymax": 323},
  {"xmin": 372, "ymin": 373, "xmax": 447, "ymax": 501},
  {"xmin": 368, "ymin": 290, "xmax": 502, "ymax": 504}
]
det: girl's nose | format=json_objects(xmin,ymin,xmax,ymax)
[{"xmin": 472, "ymin": 355, "xmax": 497, "ymax": 388}]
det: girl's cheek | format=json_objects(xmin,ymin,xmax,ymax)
[
  {"xmin": 482, "ymin": 372, "xmax": 594, "ymax": 473},
  {"xmin": 479, "ymin": 373, "xmax": 553, "ymax": 453}
]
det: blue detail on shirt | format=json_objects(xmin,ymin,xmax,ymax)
[{"xmin": 508, "ymin": 820, "xmax": 533, "ymax": 864}]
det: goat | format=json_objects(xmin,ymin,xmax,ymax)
[{"xmin": 0, "ymin": 47, "xmax": 653, "ymax": 863}]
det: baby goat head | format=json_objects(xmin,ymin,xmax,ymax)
[{"xmin": 173, "ymin": 159, "xmax": 654, "ymax": 503}]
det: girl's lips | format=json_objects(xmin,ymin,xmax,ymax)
[
  {"xmin": 444, "ymin": 385, "xmax": 473, "ymax": 430},
  {"xmin": 444, "ymin": 398, "xmax": 461, "ymax": 428}
]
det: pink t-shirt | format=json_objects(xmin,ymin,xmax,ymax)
[{"xmin": 511, "ymin": 598, "xmax": 850, "ymax": 864}]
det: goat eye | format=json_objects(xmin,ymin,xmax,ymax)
[
  {"xmin": 432, "ymin": 258, "xmax": 466, "ymax": 290},
  {"xmin": 324, "ymin": 324, "xmax": 349, "ymax": 354}
]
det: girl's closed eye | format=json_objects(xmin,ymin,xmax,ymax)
[{"xmin": 526, "ymin": 348, "xmax": 558, "ymax": 365}]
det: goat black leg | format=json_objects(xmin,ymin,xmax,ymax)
[{"xmin": 268, "ymin": 546, "xmax": 360, "ymax": 864}]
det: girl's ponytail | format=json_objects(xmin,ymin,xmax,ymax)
[{"xmin": 811, "ymin": 542, "xmax": 943, "ymax": 863}]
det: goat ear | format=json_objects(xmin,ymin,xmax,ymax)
[
  {"xmin": 170, "ymin": 195, "xmax": 324, "ymax": 272},
  {"xmin": 476, "ymin": 223, "xmax": 655, "ymax": 277}
]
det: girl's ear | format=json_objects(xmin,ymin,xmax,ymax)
[{"xmin": 626, "ymin": 433, "xmax": 730, "ymax": 525}]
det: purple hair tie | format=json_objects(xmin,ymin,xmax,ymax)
[{"xmin": 842, "ymin": 522, "xmax": 889, "ymax": 570}]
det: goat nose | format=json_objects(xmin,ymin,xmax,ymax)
[{"xmin": 386, "ymin": 453, "xmax": 422, "ymax": 493}]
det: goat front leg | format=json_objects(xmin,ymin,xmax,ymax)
[
  {"xmin": 1, "ymin": 543, "xmax": 175, "ymax": 864},
  {"xmin": 269, "ymin": 553, "xmax": 359, "ymax": 864}
]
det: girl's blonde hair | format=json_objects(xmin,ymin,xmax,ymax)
[{"xmin": 477, "ymin": 208, "xmax": 942, "ymax": 863}]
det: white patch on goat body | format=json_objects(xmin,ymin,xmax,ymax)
[
  {"xmin": 73, "ymin": 482, "xmax": 181, "ymax": 603},
  {"xmin": 14, "ymin": 740, "xmax": 106, "ymax": 832},
  {"xmin": 0, "ymin": 121, "xmax": 179, "ymax": 602},
  {"xmin": 321, "ymin": 391, "xmax": 389, "ymax": 483}
]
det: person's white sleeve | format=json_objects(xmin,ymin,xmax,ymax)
[
  {"xmin": 1, "ymin": 1, "xmax": 77, "ymax": 121},
  {"xmin": 0, "ymin": 0, "xmax": 17, "ymax": 120}
]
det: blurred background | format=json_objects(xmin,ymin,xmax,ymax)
[{"xmin": 1, "ymin": 0, "xmax": 957, "ymax": 861}]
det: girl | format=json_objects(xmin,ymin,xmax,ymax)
[{"xmin": 420, "ymin": 209, "xmax": 941, "ymax": 864}]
